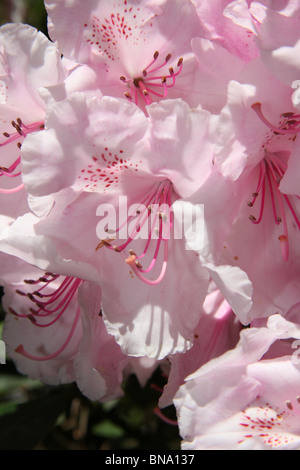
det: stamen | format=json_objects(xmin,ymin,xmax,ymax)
[
  {"xmin": 129, "ymin": 241, "xmax": 168, "ymax": 285},
  {"xmin": 265, "ymin": 162, "xmax": 281, "ymax": 226},
  {"xmin": 142, "ymin": 50, "xmax": 159, "ymax": 74},
  {"xmin": 0, "ymin": 119, "xmax": 44, "ymax": 194},
  {"xmin": 285, "ymin": 400, "xmax": 293, "ymax": 411},
  {"xmin": 98, "ymin": 180, "xmax": 174, "ymax": 285},
  {"xmin": 252, "ymin": 103, "xmax": 300, "ymax": 135},
  {"xmin": 124, "ymin": 91, "xmax": 132, "ymax": 101},
  {"xmin": 121, "ymin": 50, "xmax": 184, "ymax": 107},
  {"xmin": 249, "ymin": 161, "xmax": 266, "ymax": 225},
  {"xmin": 248, "ymin": 150, "xmax": 300, "ymax": 261},
  {"xmin": 153, "ymin": 407, "xmax": 178, "ymax": 426},
  {"xmin": 15, "ymin": 306, "xmax": 81, "ymax": 362},
  {"xmin": 11, "ymin": 120, "xmax": 24, "ymax": 136},
  {"xmin": 10, "ymin": 274, "xmax": 83, "ymax": 360},
  {"xmin": 0, "ymin": 184, "xmax": 24, "ymax": 194},
  {"xmin": 265, "ymin": 156, "xmax": 289, "ymax": 250}
]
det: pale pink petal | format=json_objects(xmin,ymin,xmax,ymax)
[
  {"xmin": 192, "ymin": 0, "xmax": 259, "ymax": 61},
  {"xmin": 2, "ymin": 261, "xmax": 83, "ymax": 385},
  {"xmin": 44, "ymin": 0, "xmax": 204, "ymax": 109},
  {"xmin": 0, "ymin": 212, "xmax": 100, "ymax": 282},
  {"xmin": 175, "ymin": 315, "xmax": 300, "ymax": 449},
  {"xmin": 0, "ymin": 23, "xmax": 66, "ymax": 113},
  {"xmin": 100, "ymin": 232, "xmax": 210, "ymax": 360},
  {"xmin": 159, "ymin": 285, "xmax": 242, "ymax": 408},
  {"xmin": 74, "ymin": 280, "xmax": 128, "ymax": 402}
]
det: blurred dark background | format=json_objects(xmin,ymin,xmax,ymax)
[
  {"xmin": 0, "ymin": 0, "xmax": 181, "ymax": 450},
  {"xmin": 0, "ymin": 0, "xmax": 48, "ymax": 34}
]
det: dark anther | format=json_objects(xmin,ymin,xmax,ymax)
[
  {"xmin": 16, "ymin": 289, "xmax": 26, "ymax": 296},
  {"xmin": 26, "ymin": 293, "xmax": 36, "ymax": 301}
]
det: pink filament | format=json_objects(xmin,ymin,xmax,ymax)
[
  {"xmin": 102, "ymin": 180, "xmax": 173, "ymax": 284},
  {"xmin": 0, "ymin": 120, "xmax": 44, "ymax": 194},
  {"xmin": 0, "ymin": 121, "xmax": 43, "ymax": 147},
  {"xmin": 33, "ymin": 278, "xmax": 80, "ymax": 314},
  {"xmin": 249, "ymin": 103, "xmax": 300, "ymax": 261},
  {"xmin": 12, "ymin": 275, "xmax": 83, "ymax": 361},
  {"xmin": 0, "ymin": 183, "xmax": 24, "ymax": 194},
  {"xmin": 123, "ymin": 52, "xmax": 183, "ymax": 107},
  {"xmin": 252, "ymin": 103, "xmax": 300, "ymax": 135},
  {"xmin": 0, "ymin": 157, "xmax": 21, "ymax": 177},
  {"xmin": 153, "ymin": 407, "xmax": 178, "ymax": 426},
  {"xmin": 30, "ymin": 282, "xmax": 81, "ymax": 327},
  {"xmin": 250, "ymin": 161, "xmax": 266, "ymax": 225},
  {"xmin": 249, "ymin": 153, "xmax": 300, "ymax": 261},
  {"xmin": 129, "ymin": 241, "xmax": 168, "ymax": 286},
  {"xmin": 15, "ymin": 306, "xmax": 81, "ymax": 362}
]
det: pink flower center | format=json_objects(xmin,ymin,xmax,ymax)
[
  {"xmin": 0, "ymin": 118, "xmax": 44, "ymax": 194},
  {"xmin": 11, "ymin": 273, "xmax": 83, "ymax": 361},
  {"xmin": 83, "ymin": 6, "xmax": 184, "ymax": 108},
  {"xmin": 248, "ymin": 103, "xmax": 300, "ymax": 261},
  {"xmin": 96, "ymin": 179, "xmax": 174, "ymax": 285},
  {"xmin": 120, "ymin": 51, "xmax": 183, "ymax": 106},
  {"xmin": 238, "ymin": 397, "xmax": 300, "ymax": 448}
]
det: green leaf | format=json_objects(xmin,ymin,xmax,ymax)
[
  {"xmin": 0, "ymin": 386, "xmax": 76, "ymax": 450},
  {"xmin": 0, "ymin": 401, "xmax": 18, "ymax": 417},
  {"xmin": 0, "ymin": 374, "xmax": 42, "ymax": 397},
  {"xmin": 92, "ymin": 420, "xmax": 125, "ymax": 439}
]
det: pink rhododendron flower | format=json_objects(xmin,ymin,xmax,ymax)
[
  {"xmin": 2, "ymin": 0, "xmax": 300, "ymax": 450},
  {"xmin": 210, "ymin": 58, "xmax": 300, "ymax": 324},
  {"xmin": 0, "ymin": 246, "xmax": 158, "ymax": 402},
  {"xmin": 250, "ymin": 0, "xmax": 300, "ymax": 86},
  {"xmin": 2, "ymin": 258, "xmax": 85, "ymax": 385},
  {"xmin": 44, "ymin": 0, "xmax": 208, "ymax": 110},
  {"xmin": 174, "ymin": 314, "xmax": 300, "ymax": 450},
  {"xmin": 19, "ymin": 90, "xmax": 254, "ymax": 359},
  {"xmin": 0, "ymin": 23, "xmax": 66, "ymax": 225},
  {"xmin": 191, "ymin": 36, "xmax": 248, "ymax": 114},
  {"xmin": 191, "ymin": 0, "xmax": 259, "ymax": 62},
  {"xmin": 18, "ymin": 93, "xmax": 218, "ymax": 359},
  {"xmin": 22, "ymin": 94, "xmax": 214, "ymax": 199}
]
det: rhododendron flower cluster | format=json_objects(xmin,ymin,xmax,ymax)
[{"xmin": 1, "ymin": 0, "xmax": 300, "ymax": 451}]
